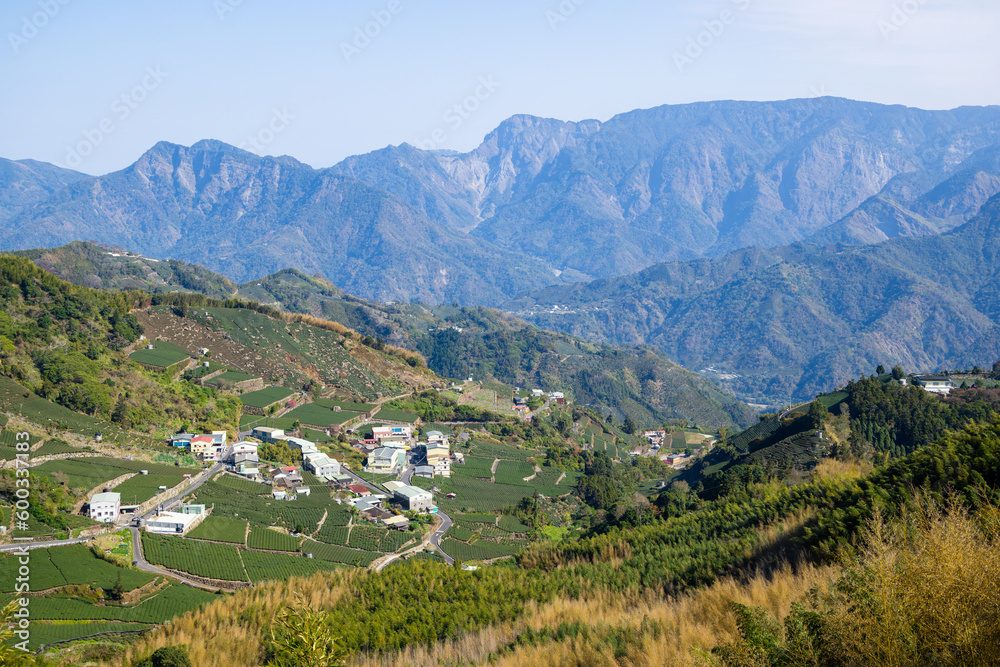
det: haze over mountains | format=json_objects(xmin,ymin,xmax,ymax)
[
  {"xmin": 4, "ymin": 96, "xmax": 1000, "ymax": 403},
  {"xmin": 4, "ymin": 97, "xmax": 1000, "ymax": 307},
  {"xmin": 509, "ymin": 194, "xmax": 1000, "ymax": 403}
]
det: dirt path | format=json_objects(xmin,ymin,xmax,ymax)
[
  {"xmin": 310, "ymin": 509, "xmax": 329, "ymax": 538},
  {"xmin": 555, "ymin": 471, "xmax": 566, "ymax": 485}
]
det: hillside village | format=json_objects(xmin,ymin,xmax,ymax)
[{"xmin": 1, "ymin": 254, "xmax": 999, "ymax": 666}]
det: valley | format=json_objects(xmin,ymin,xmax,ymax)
[{"xmin": 0, "ymin": 253, "xmax": 998, "ymax": 666}]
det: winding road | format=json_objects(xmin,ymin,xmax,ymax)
[{"xmin": 342, "ymin": 456, "xmax": 455, "ymax": 565}]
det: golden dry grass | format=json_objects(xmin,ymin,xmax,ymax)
[{"xmin": 812, "ymin": 457, "xmax": 871, "ymax": 482}]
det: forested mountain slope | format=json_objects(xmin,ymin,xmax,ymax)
[
  {"xmin": 13, "ymin": 242, "xmax": 754, "ymax": 430},
  {"xmin": 508, "ymin": 194, "xmax": 1000, "ymax": 403}
]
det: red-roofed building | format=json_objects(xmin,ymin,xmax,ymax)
[
  {"xmin": 348, "ymin": 484, "xmax": 369, "ymax": 495},
  {"xmin": 189, "ymin": 435, "xmax": 215, "ymax": 456}
]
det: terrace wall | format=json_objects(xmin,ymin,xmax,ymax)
[
  {"xmin": 241, "ymin": 399, "xmax": 283, "ymax": 416},
  {"xmin": 197, "ymin": 368, "xmax": 227, "ymax": 385}
]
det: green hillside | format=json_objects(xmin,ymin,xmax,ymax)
[
  {"xmin": 24, "ymin": 243, "xmax": 754, "ymax": 430},
  {"xmin": 509, "ymin": 194, "xmax": 1000, "ymax": 405},
  {"xmin": 0, "ymin": 255, "xmax": 240, "ymax": 436},
  {"xmin": 13, "ymin": 241, "xmax": 237, "ymax": 298}
]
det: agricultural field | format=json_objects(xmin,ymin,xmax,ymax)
[
  {"xmin": 373, "ymin": 408, "xmax": 420, "ymax": 423},
  {"xmin": 314, "ymin": 524, "xmax": 350, "ymax": 546},
  {"xmin": 404, "ymin": 550, "xmax": 448, "ymax": 564},
  {"xmin": 176, "ymin": 306, "xmax": 406, "ymax": 400},
  {"xmin": 212, "ymin": 473, "xmax": 271, "ymax": 494},
  {"xmin": 493, "ymin": 460, "xmax": 536, "ymax": 486},
  {"xmin": 0, "ymin": 545, "xmax": 155, "ymax": 593},
  {"xmin": 0, "ymin": 583, "xmax": 217, "ymax": 624},
  {"xmin": 183, "ymin": 360, "xmax": 225, "ymax": 380},
  {"xmin": 238, "ymin": 386, "xmax": 295, "ymax": 409},
  {"xmin": 204, "ymin": 370, "xmax": 258, "ymax": 386},
  {"xmin": 304, "ymin": 541, "xmax": 381, "ymax": 567},
  {"xmin": 129, "ymin": 340, "xmax": 191, "ymax": 369},
  {"xmin": 498, "ymin": 515, "xmax": 531, "ymax": 533},
  {"xmin": 248, "ymin": 527, "xmax": 302, "ymax": 552},
  {"xmin": 31, "ymin": 457, "xmax": 200, "ymax": 503},
  {"xmin": 21, "ymin": 621, "xmax": 151, "ymax": 652},
  {"xmin": 411, "ymin": 462, "xmax": 577, "ymax": 514},
  {"xmin": 239, "ymin": 414, "xmax": 298, "ymax": 431},
  {"xmin": 283, "ymin": 401, "xmax": 360, "ymax": 427},
  {"xmin": 729, "ymin": 416, "xmax": 784, "ymax": 453},
  {"xmin": 0, "ymin": 429, "xmax": 41, "ymax": 449},
  {"xmin": 440, "ymin": 537, "xmax": 522, "ymax": 562},
  {"xmin": 348, "ymin": 524, "xmax": 389, "ymax": 551},
  {"xmin": 452, "ymin": 456, "xmax": 495, "ymax": 479},
  {"xmin": 187, "ymin": 516, "xmax": 248, "ymax": 544},
  {"xmin": 327, "ymin": 399, "xmax": 375, "ymax": 412},
  {"xmin": 141, "ymin": 533, "xmax": 248, "ymax": 581},
  {"xmin": 241, "ymin": 550, "xmax": 342, "ymax": 583},
  {"xmin": 0, "ymin": 376, "xmax": 161, "ymax": 446},
  {"xmin": 380, "ymin": 529, "xmax": 416, "ymax": 552},
  {"xmin": 32, "ymin": 439, "xmax": 88, "ymax": 457},
  {"xmin": 113, "ymin": 470, "xmax": 197, "ymax": 505},
  {"xmin": 463, "ymin": 439, "xmax": 540, "ymax": 462}
]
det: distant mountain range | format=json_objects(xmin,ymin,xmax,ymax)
[
  {"xmin": 3, "ymin": 98, "xmax": 1000, "ymax": 305},
  {"xmin": 506, "ymin": 193, "xmax": 1000, "ymax": 404}
]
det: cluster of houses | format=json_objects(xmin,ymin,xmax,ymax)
[
  {"xmin": 512, "ymin": 389, "xmax": 565, "ymax": 416},
  {"xmin": 249, "ymin": 426, "xmax": 342, "ymax": 481},
  {"xmin": 167, "ymin": 431, "xmax": 228, "ymax": 462},
  {"xmin": 361, "ymin": 427, "xmax": 454, "ymax": 480},
  {"xmin": 643, "ymin": 430, "xmax": 667, "ymax": 447},
  {"xmin": 335, "ymin": 479, "xmax": 436, "ymax": 531}
]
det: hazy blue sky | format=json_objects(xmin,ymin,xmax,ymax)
[{"xmin": 2, "ymin": 0, "xmax": 997, "ymax": 175}]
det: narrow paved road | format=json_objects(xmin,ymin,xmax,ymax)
[
  {"xmin": 125, "ymin": 462, "xmax": 228, "ymax": 591},
  {"xmin": 428, "ymin": 511, "xmax": 454, "ymax": 565},
  {"xmin": 139, "ymin": 461, "xmax": 223, "ymax": 520},
  {"xmin": 1, "ymin": 463, "xmax": 222, "ymax": 555},
  {"xmin": 129, "ymin": 526, "xmax": 222, "ymax": 591},
  {"xmin": 0, "ymin": 538, "xmax": 88, "ymax": 552},
  {"xmin": 342, "ymin": 463, "xmax": 455, "ymax": 564}
]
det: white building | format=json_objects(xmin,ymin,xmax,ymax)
[
  {"xmin": 368, "ymin": 447, "xmax": 406, "ymax": 474},
  {"xmin": 89, "ymin": 492, "xmax": 121, "ymax": 523},
  {"xmin": 426, "ymin": 430, "xmax": 448, "ymax": 445},
  {"xmin": 303, "ymin": 452, "xmax": 341, "ymax": 479},
  {"xmin": 286, "ymin": 437, "xmax": 319, "ymax": 456},
  {"xmin": 372, "ymin": 425, "xmax": 413, "ymax": 442},
  {"xmin": 144, "ymin": 511, "xmax": 199, "ymax": 534},
  {"xmin": 917, "ymin": 376, "xmax": 956, "ymax": 395},
  {"xmin": 393, "ymin": 485, "xmax": 434, "ymax": 512},
  {"xmin": 251, "ymin": 426, "xmax": 285, "ymax": 443},
  {"xmin": 229, "ymin": 441, "xmax": 258, "ymax": 458}
]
